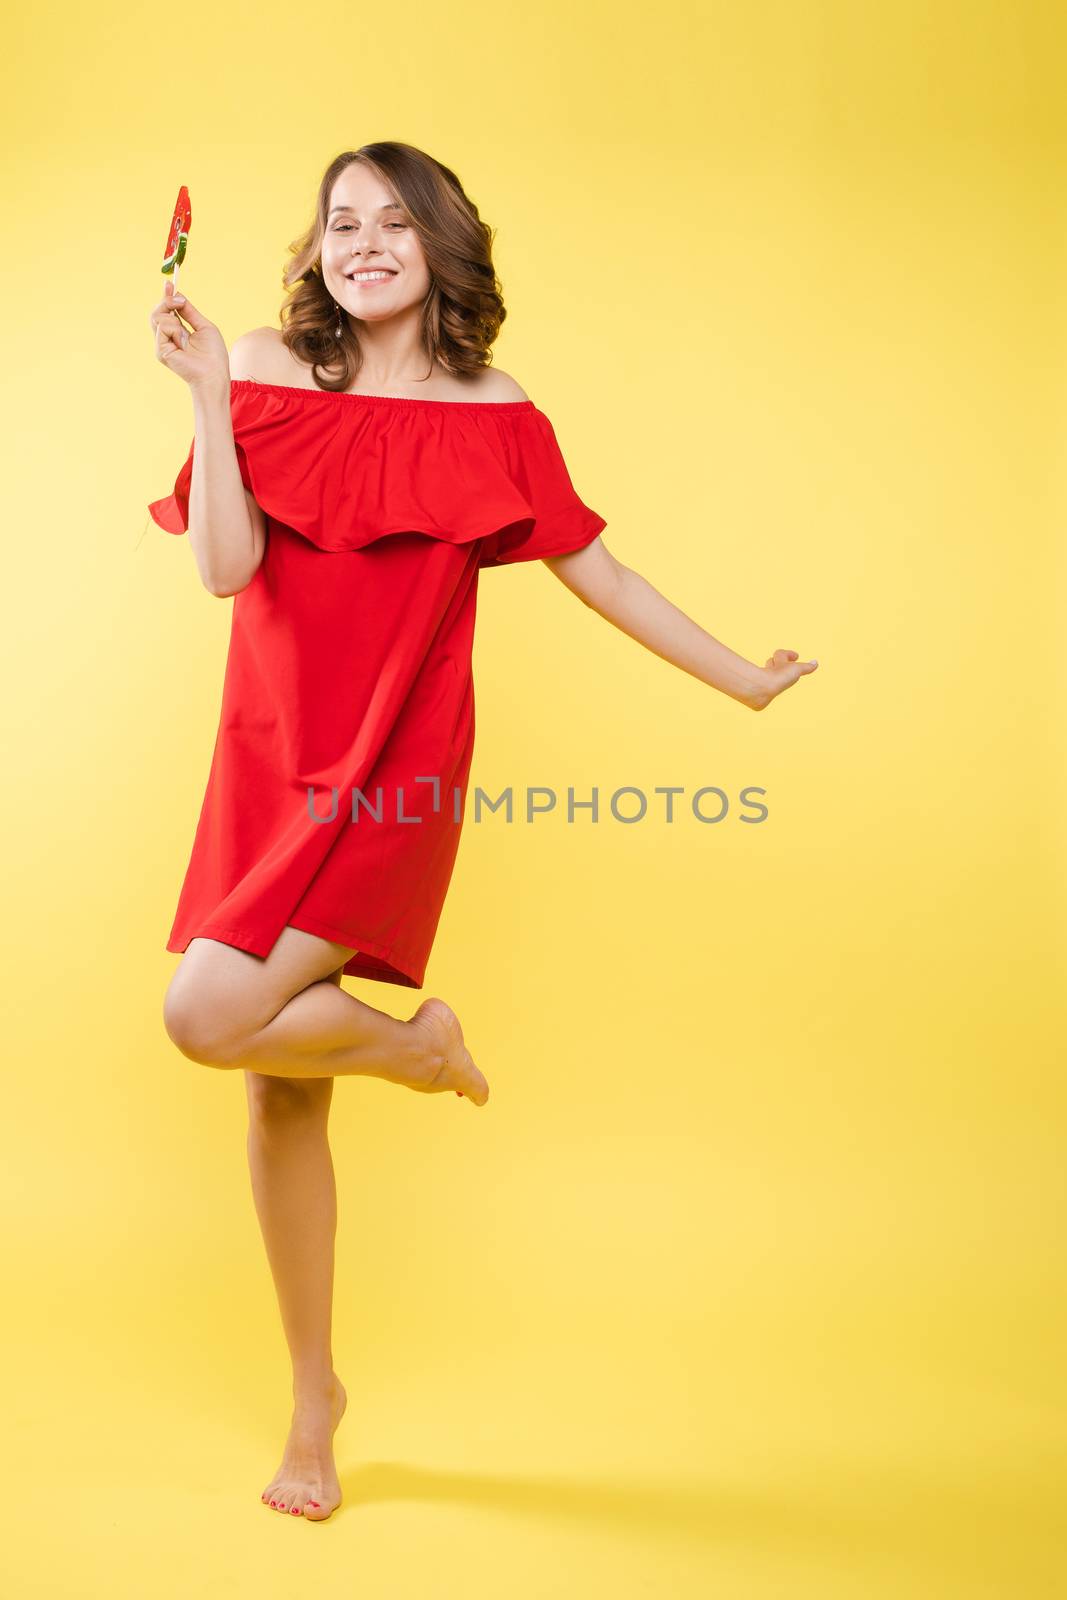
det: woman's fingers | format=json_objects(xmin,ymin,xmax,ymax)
[
  {"xmin": 150, "ymin": 291, "xmax": 183, "ymax": 331},
  {"xmin": 151, "ymin": 282, "xmax": 195, "ymax": 360},
  {"xmin": 155, "ymin": 312, "xmax": 188, "ymax": 360},
  {"xmin": 172, "ymin": 296, "xmax": 208, "ymax": 330},
  {"xmin": 151, "ymin": 283, "xmax": 192, "ymax": 327},
  {"xmin": 164, "ymin": 280, "xmax": 210, "ymax": 331},
  {"xmin": 150, "ymin": 286, "xmax": 229, "ymax": 385},
  {"xmin": 763, "ymin": 652, "xmax": 819, "ymax": 676},
  {"xmin": 155, "ymin": 309, "xmax": 187, "ymax": 342}
]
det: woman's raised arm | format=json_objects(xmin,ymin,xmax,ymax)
[{"xmin": 149, "ymin": 283, "xmax": 265, "ymax": 596}]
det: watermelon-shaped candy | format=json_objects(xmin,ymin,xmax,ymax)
[{"xmin": 162, "ymin": 185, "xmax": 192, "ymax": 277}]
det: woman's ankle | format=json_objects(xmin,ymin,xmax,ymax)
[{"xmin": 291, "ymin": 1366, "xmax": 339, "ymax": 1401}]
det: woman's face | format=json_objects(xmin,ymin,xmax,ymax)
[{"xmin": 320, "ymin": 164, "xmax": 431, "ymax": 325}]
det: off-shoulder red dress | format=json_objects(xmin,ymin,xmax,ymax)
[{"xmin": 148, "ymin": 379, "xmax": 606, "ymax": 988}]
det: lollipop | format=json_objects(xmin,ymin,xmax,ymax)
[{"xmin": 162, "ymin": 185, "xmax": 192, "ymax": 293}]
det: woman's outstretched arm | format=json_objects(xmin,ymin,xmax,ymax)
[{"xmin": 543, "ymin": 538, "xmax": 819, "ymax": 712}]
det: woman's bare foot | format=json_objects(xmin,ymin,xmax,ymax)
[
  {"xmin": 401, "ymin": 998, "xmax": 490, "ymax": 1105},
  {"xmin": 261, "ymin": 1373, "xmax": 347, "ymax": 1521}
]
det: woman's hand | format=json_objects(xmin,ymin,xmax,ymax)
[
  {"xmin": 149, "ymin": 280, "xmax": 230, "ymax": 391},
  {"xmin": 745, "ymin": 649, "xmax": 820, "ymax": 710}
]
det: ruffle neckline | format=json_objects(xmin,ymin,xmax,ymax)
[{"xmin": 148, "ymin": 378, "xmax": 607, "ymax": 565}]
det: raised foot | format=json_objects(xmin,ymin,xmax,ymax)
[
  {"xmin": 260, "ymin": 1373, "xmax": 347, "ymax": 1522},
  {"xmin": 406, "ymin": 997, "xmax": 490, "ymax": 1106}
]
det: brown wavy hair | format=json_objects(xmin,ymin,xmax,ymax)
[{"xmin": 279, "ymin": 143, "xmax": 508, "ymax": 393}]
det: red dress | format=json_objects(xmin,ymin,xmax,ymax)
[{"xmin": 148, "ymin": 378, "xmax": 606, "ymax": 988}]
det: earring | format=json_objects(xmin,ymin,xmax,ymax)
[{"xmin": 333, "ymin": 299, "xmax": 343, "ymax": 339}]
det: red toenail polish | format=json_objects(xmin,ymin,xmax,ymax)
[
  {"xmin": 291, "ymin": 1507, "xmax": 300, "ymax": 1514},
  {"xmin": 456, "ymin": 1090, "xmax": 463, "ymax": 1096},
  {"xmin": 308, "ymin": 1501, "xmax": 319, "ymax": 1507}
]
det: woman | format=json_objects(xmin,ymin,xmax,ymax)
[{"xmin": 147, "ymin": 141, "xmax": 818, "ymax": 1524}]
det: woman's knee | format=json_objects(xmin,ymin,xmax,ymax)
[
  {"xmin": 163, "ymin": 950, "xmax": 349, "ymax": 1066},
  {"xmin": 162, "ymin": 952, "xmax": 257, "ymax": 1065},
  {"xmin": 163, "ymin": 975, "xmax": 243, "ymax": 1065}
]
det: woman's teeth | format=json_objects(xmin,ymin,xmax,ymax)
[{"xmin": 349, "ymin": 271, "xmax": 395, "ymax": 283}]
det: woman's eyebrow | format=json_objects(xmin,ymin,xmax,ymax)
[{"xmin": 327, "ymin": 203, "xmax": 404, "ymax": 218}]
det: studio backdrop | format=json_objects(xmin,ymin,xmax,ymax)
[{"xmin": 2, "ymin": 2, "xmax": 1062, "ymax": 1596}]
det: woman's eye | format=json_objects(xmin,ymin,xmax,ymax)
[{"xmin": 333, "ymin": 222, "xmax": 406, "ymax": 232}]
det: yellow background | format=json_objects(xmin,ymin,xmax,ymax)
[{"xmin": 3, "ymin": 1, "xmax": 1063, "ymax": 1593}]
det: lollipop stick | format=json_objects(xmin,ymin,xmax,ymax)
[{"xmin": 172, "ymin": 259, "xmax": 181, "ymax": 295}]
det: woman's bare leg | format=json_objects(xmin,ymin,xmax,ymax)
[
  {"xmin": 162, "ymin": 930, "xmax": 485, "ymax": 1525},
  {"xmin": 164, "ymin": 928, "xmax": 489, "ymax": 1105},
  {"xmin": 248, "ymin": 967, "xmax": 346, "ymax": 1522}
]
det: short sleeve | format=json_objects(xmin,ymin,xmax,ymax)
[
  {"xmin": 148, "ymin": 434, "xmax": 254, "ymax": 535},
  {"xmin": 477, "ymin": 409, "xmax": 606, "ymax": 567}
]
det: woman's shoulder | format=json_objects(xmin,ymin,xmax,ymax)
[
  {"xmin": 470, "ymin": 368, "xmax": 529, "ymax": 402},
  {"xmin": 228, "ymin": 326, "xmax": 289, "ymax": 382}
]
